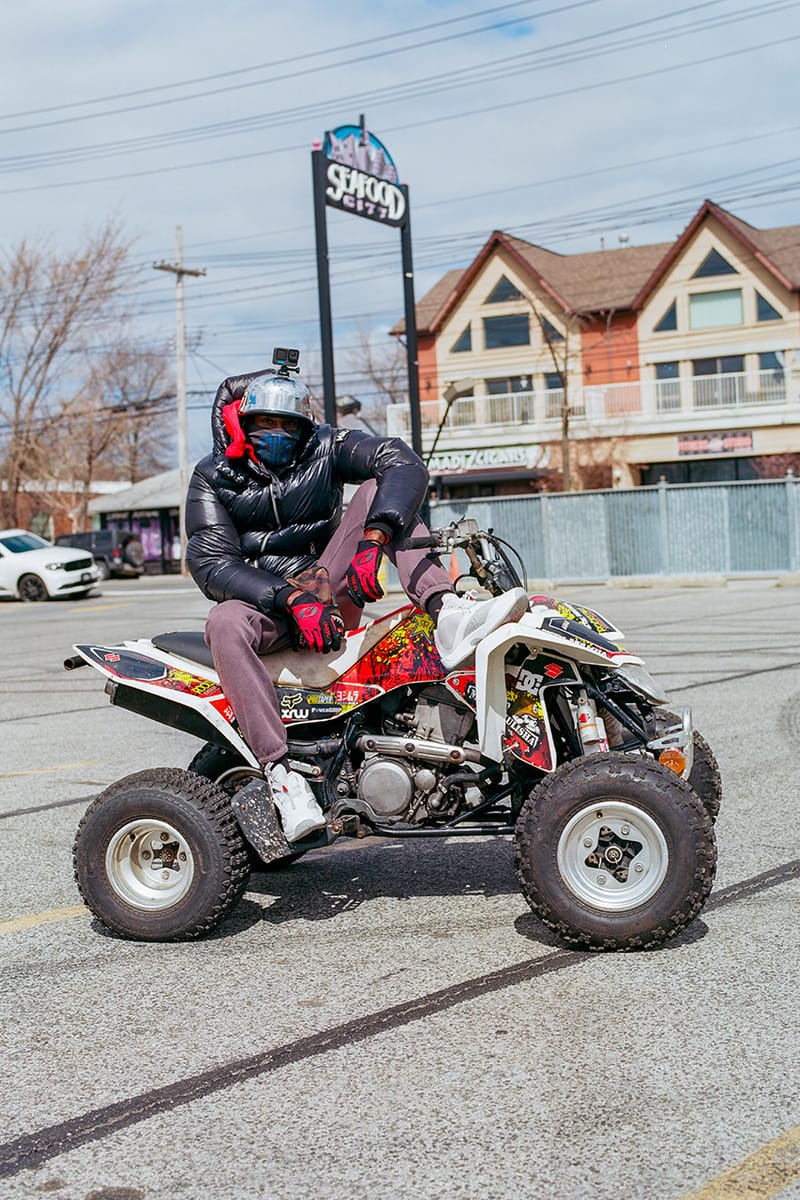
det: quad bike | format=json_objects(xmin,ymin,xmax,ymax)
[{"xmin": 67, "ymin": 519, "xmax": 720, "ymax": 949}]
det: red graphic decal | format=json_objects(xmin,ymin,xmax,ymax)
[
  {"xmin": 338, "ymin": 610, "xmax": 443, "ymax": 693},
  {"xmin": 157, "ymin": 668, "xmax": 223, "ymax": 697},
  {"xmin": 210, "ymin": 696, "xmax": 237, "ymax": 725},
  {"xmin": 103, "ymin": 652, "xmax": 120, "ymax": 663},
  {"xmin": 445, "ymin": 671, "xmax": 477, "ymax": 708},
  {"xmin": 544, "ymin": 662, "xmax": 562, "ymax": 678}
]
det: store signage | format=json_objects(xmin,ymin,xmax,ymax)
[
  {"xmin": 323, "ymin": 122, "xmax": 406, "ymax": 226},
  {"xmin": 678, "ymin": 430, "xmax": 753, "ymax": 456},
  {"xmin": 428, "ymin": 445, "xmax": 545, "ymax": 474}
]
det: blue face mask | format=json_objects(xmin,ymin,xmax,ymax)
[{"xmin": 249, "ymin": 428, "xmax": 299, "ymax": 469}]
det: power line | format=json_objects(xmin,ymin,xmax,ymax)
[
  {"xmin": 0, "ymin": 0, "xmax": 599, "ymax": 137},
  {"xmin": 0, "ymin": 0, "xmax": 769, "ymax": 175}
]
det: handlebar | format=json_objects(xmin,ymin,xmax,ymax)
[{"xmin": 405, "ymin": 535, "xmax": 441, "ymax": 550}]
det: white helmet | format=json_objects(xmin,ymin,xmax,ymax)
[{"xmin": 239, "ymin": 373, "xmax": 314, "ymax": 426}]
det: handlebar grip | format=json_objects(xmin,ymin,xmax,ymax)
[{"xmin": 405, "ymin": 535, "xmax": 440, "ymax": 550}]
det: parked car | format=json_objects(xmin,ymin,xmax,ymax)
[
  {"xmin": 54, "ymin": 529, "xmax": 145, "ymax": 580},
  {"xmin": 0, "ymin": 529, "xmax": 100, "ymax": 602}
]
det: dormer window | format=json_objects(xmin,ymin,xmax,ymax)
[
  {"xmin": 692, "ymin": 248, "xmax": 738, "ymax": 278},
  {"xmin": 451, "ymin": 324, "xmax": 472, "ymax": 353},
  {"xmin": 654, "ymin": 300, "xmax": 677, "ymax": 332},
  {"xmin": 485, "ymin": 275, "xmax": 523, "ymax": 303},
  {"xmin": 756, "ymin": 291, "xmax": 781, "ymax": 322},
  {"xmin": 539, "ymin": 316, "xmax": 564, "ymax": 343}
]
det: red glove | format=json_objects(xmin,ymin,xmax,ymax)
[
  {"xmin": 286, "ymin": 592, "xmax": 344, "ymax": 653},
  {"xmin": 345, "ymin": 539, "xmax": 385, "ymax": 607}
]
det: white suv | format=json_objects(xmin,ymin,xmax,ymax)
[{"xmin": 0, "ymin": 529, "xmax": 100, "ymax": 602}]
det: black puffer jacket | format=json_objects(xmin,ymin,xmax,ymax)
[{"xmin": 185, "ymin": 368, "xmax": 429, "ymax": 612}]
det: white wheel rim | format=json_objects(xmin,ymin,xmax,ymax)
[
  {"xmin": 105, "ymin": 818, "xmax": 196, "ymax": 910},
  {"xmin": 556, "ymin": 800, "xmax": 669, "ymax": 911}
]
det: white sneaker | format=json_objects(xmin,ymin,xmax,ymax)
[
  {"xmin": 267, "ymin": 763, "xmax": 327, "ymax": 842},
  {"xmin": 434, "ymin": 588, "xmax": 530, "ymax": 670}
]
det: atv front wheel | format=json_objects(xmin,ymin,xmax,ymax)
[
  {"xmin": 655, "ymin": 709, "xmax": 722, "ymax": 822},
  {"xmin": 514, "ymin": 754, "xmax": 716, "ymax": 951},
  {"xmin": 74, "ymin": 768, "xmax": 250, "ymax": 941}
]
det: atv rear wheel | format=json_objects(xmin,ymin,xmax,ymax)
[
  {"xmin": 74, "ymin": 767, "xmax": 250, "ymax": 941},
  {"xmin": 187, "ymin": 742, "xmax": 307, "ymax": 869},
  {"xmin": 655, "ymin": 709, "xmax": 722, "ymax": 822},
  {"xmin": 514, "ymin": 753, "xmax": 716, "ymax": 951},
  {"xmin": 187, "ymin": 742, "xmax": 248, "ymax": 788}
]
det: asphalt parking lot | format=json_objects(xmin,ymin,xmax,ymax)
[{"xmin": 0, "ymin": 574, "xmax": 798, "ymax": 1200}]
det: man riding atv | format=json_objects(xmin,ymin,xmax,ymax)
[{"xmin": 184, "ymin": 351, "xmax": 529, "ymax": 842}]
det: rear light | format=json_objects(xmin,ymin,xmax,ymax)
[
  {"xmin": 659, "ymin": 748, "xmax": 686, "ymax": 775},
  {"xmin": 113, "ymin": 549, "xmax": 121, "ymax": 558}
]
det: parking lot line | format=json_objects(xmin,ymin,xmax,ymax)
[
  {"xmin": 0, "ymin": 905, "xmax": 86, "ymax": 936},
  {"xmin": 0, "ymin": 760, "xmax": 101, "ymax": 780},
  {"xmin": 678, "ymin": 1125, "xmax": 800, "ymax": 1199}
]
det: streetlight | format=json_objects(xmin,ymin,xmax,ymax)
[
  {"xmin": 426, "ymin": 377, "xmax": 476, "ymax": 466},
  {"xmin": 336, "ymin": 395, "xmax": 380, "ymax": 436}
]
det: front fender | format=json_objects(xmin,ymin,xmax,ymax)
[
  {"xmin": 474, "ymin": 612, "xmax": 642, "ymax": 762},
  {"xmin": 475, "ymin": 624, "xmax": 547, "ymax": 762}
]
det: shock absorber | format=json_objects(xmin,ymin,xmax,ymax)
[{"xmin": 574, "ymin": 691, "xmax": 609, "ymax": 754}]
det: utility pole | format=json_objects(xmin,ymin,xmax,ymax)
[{"xmin": 153, "ymin": 226, "xmax": 206, "ymax": 573}]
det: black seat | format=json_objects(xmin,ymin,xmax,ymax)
[{"xmin": 152, "ymin": 631, "xmax": 215, "ymax": 671}]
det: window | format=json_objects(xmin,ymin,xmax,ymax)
[
  {"xmin": 759, "ymin": 351, "xmax": 784, "ymax": 376},
  {"xmin": 756, "ymin": 291, "xmax": 781, "ymax": 322},
  {"xmin": 692, "ymin": 248, "xmax": 738, "ymax": 278},
  {"xmin": 689, "ymin": 289, "xmax": 743, "ymax": 329},
  {"xmin": 450, "ymin": 324, "xmax": 472, "ymax": 353},
  {"xmin": 693, "ymin": 356, "xmax": 744, "ymax": 375},
  {"xmin": 692, "ymin": 355, "xmax": 744, "ymax": 407},
  {"xmin": 483, "ymin": 313, "xmax": 530, "ymax": 349},
  {"xmin": 539, "ymin": 316, "xmax": 564, "ymax": 343},
  {"xmin": 486, "ymin": 375, "xmax": 530, "ymax": 394},
  {"xmin": 544, "ymin": 372, "xmax": 563, "ymax": 389},
  {"xmin": 655, "ymin": 361, "xmax": 680, "ymax": 410},
  {"xmin": 758, "ymin": 351, "xmax": 785, "ymax": 400},
  {"xmin": 654, "ymin": 300, "xmax": 677, "ymax": 332},
  {"xmin": 0, "ymin": 532, "xmax": 49, "ymax": 553},
  {"xmin": 485, "ymin": 275, "xmax": 523, "ymax": 303}
]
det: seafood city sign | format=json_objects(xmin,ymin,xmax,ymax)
[{"xmin": 322, "ymin": 123, "xmax": 406, "ymax": 227}]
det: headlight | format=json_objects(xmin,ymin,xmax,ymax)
[
  {"xmin": 45, "ymin": 562, "xmax": 66, "ymax": 571},
  {"xmin": 614, "ymin": 663, "xmax": 669, "ymax": 704}
]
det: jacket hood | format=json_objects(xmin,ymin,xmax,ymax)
[{"xmin": 210, "ymin": 368, "xmax": 315, "ymax": 464}]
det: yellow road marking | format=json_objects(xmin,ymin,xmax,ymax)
[
  {"xmin": 0, "ymin": 760, "xmax": 101, "ymax": 779},
  {"xmin": 680, "ymin": 1125, "xmax": 800, "ymax": 1199},
  {"xmin": 0, "ymin": 904, "xmax": 86, "ymax": 936},
  {"xmin": 68, "ymin": 602, "xmax": 131, "ymax": 613}
]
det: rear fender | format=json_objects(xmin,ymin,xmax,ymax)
[{"xmin": 70, "ymin": 641, "xmax": 257, "ymax": 765}]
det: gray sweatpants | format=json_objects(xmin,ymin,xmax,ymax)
[{"xmin": 205, "ymin": 480, "xmax": 453, "ymax": 765}]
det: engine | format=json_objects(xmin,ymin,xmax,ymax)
[{"xmin": 342, "ymin": 688, "xmax": 485, "ymax": 825}]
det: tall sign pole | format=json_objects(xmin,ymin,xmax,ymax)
[
  {"xmin": 311, "ymin": 148, "xmax": 337, "ymax": 425},
  {"xmin": 153, "ymin": 227, "xmax": 206, "ymax": 572},
  {"xmin": 311, "ymin": 117, "xmax": 422, "ymax": 461},
  {"xmin": 399, "ymin": 187, "xmax": 422, "ymax": 463}
]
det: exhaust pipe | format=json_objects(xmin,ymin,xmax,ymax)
[{"xmin": 63, "ymin": 655, "xmax": 88, "ymax": 671}]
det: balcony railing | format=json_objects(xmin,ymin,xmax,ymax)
[{"xmin": 385, "ymin": 369, "xmax": 791, "ymax": 437}]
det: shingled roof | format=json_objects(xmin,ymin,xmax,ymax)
[{"xmin": 397, "ymin": 201, "xmax": 800, "ymax": 336}]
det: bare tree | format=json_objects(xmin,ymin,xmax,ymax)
[
  {"xmin": 100, "ymin": 343, "xmax": 174, "ymax": 483},
  {"xmin": 0, "ymin": 223, "xmax": 133, "ymax": 526},
  {"xmin": 528, "ymin": 300, "xmax": 584, "ymax": 492},
  {"xmin": 341, "ymin": 323, "xmax": 408, "ymax": 434},
  {"xmin": 29, "ymin": 343, "xmax": 174, "ymax": 530}
]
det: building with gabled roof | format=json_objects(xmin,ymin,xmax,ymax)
[{"xmin": 389, "ymin": 200, "xmax": 800, "ymax": 494}]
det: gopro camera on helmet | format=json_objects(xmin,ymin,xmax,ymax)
[{"xmin": 272, "ymin": 347, "xmax": 300, "ymax": 376}]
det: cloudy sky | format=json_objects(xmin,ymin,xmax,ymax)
[{"xmin": 3, "ymin": 0, "xmax": 798, "ymax": 457}]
